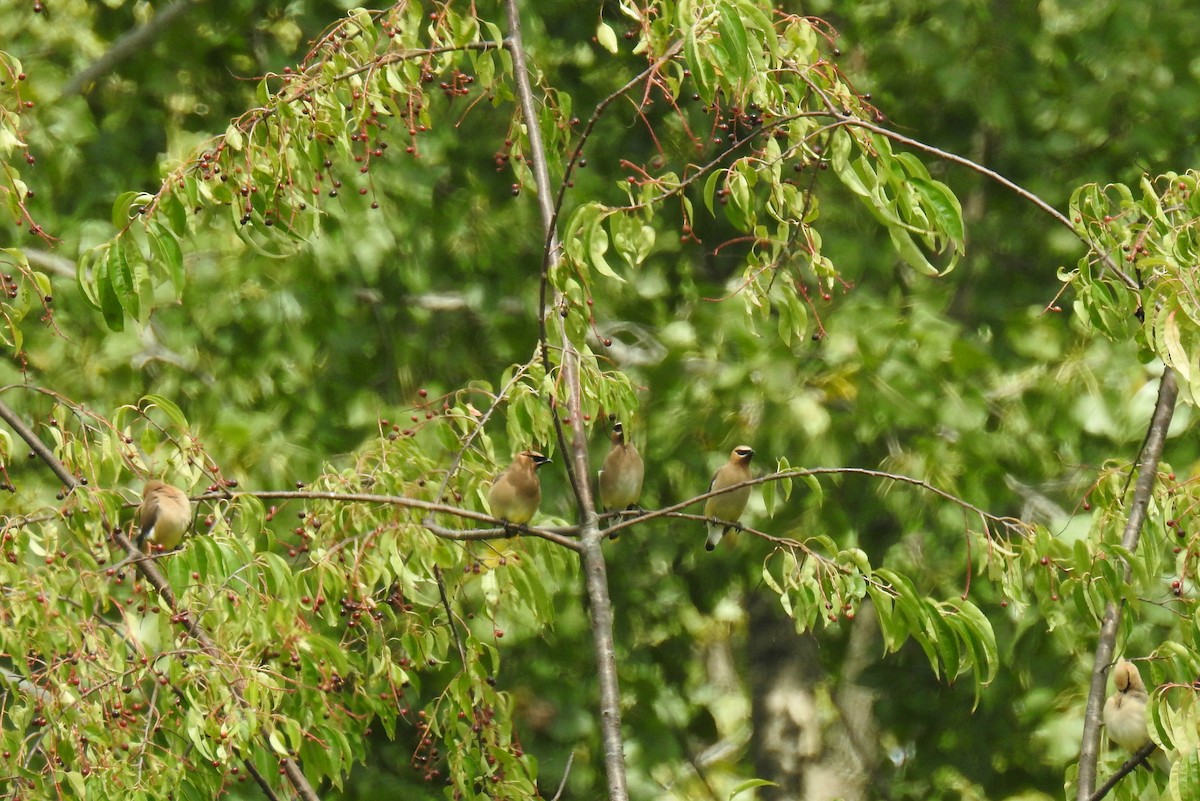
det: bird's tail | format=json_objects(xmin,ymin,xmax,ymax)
[{"xmin": 705, "ymin": 524, "xmax": 726, "ymax": 551}]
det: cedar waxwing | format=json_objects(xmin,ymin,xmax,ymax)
[
  {"xmin": 137, "ymin": 480, "xmax": 192, "ymax": 552},
  {"xmin": 599, "ymin": 421, "xmax": 644, "ymax": 513},
  {"xmin": 487, "ymin": 451, "xmax": 551, "ymax": 526},
  {"xmin": 704, "ymin": 445, "xmax": 754, "ymax": 551},
  {"xmin": 1103, "ymin": 658, "xmax": 1170, "ymax": 770}
]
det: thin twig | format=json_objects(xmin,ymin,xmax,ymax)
[
  {"xmin": 602, "ymin": 466, "xmax": 1026, "ymax": 540},
  {"xmin": 433, "ymin": 566, "xmax": 469, "ymax": 667},
  {"xmin": 1076, "ymin": 368, "xmax": 1178, "ymax": 799},
  {"xmin": 501, "ymin": 0, "xmax": 581, "ymax": 505},
  {"xmin": 550, "ymin": 751, "xmax": 575, "ymax": 801},
  {"xmin": 428, "ymin": 360, "xmax": 535, "ymax": 509},
  {"xmin": 822, "ymin": 111, "xmax": 1139, "ymax": 290}
]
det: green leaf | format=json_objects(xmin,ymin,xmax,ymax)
[
  {"xmin": 685, "ymin": 23, "xmax": 715, "ymax": 103},
  {"xmin": 109, "ymin": 241, "xmax": 138, "ymax": 319},
  {"xmin": 225, "ymin": 123, "xmax": 245, "ymax": 151},
  {"xmin": 142, "ymin": 394, "xmax": 189, "ymax": 429},
  {"xmin": 585, "ymin": 211, "xmax": 622, "ymax": 282},
  {"xmin": 96, "ymin": 248, "xmax": 124, "ymax": 331},
  {"xmin": 761, "ymin": 475, "xmax": 776, "ymax": 516},
  {"xmin": 596, "ymin": 22, "xmax": 619, "ymax": 54},
  {"xmin": 150, "ymin": 223, "xmax": 186, "ymax": 294},
  {"xmin": 716, "ymin": 4, "xmax": 750, "ymax": 83},
  {"xmin": 888, "ymin": 226, "xmax": 939, "ymax": 276},
  {"xmin": 912, "ymin": 177, "xmax": 965, "ymax": 243},
  {"xmin": 729, "ymin": 778, "xmax": 779, "ymax": 799},
  {"xmin": 800, "ymin": 473, "xmax": 823, "ymax": 507},
  {"xmin": 1171, "ymin": 750, "xmax": 1200, "ymax": 800}
]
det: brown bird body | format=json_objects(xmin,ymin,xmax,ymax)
[
  {"xmin": 1103, "ymin": 658, "xmax": 1170, "ymax": 770},
  {"xmin": 488, "ymin": 451, "xmax": 551, "ymax": 526},
  {"xmin": 137, "ymin": 480, "xmax": 192, "ymax": 552},
  {"xmin": 704, "ymin": 445, "xmax": 754, "ymax": 551},
  {"xmin": 599, "ymin": 421, "xmax": 644, "ymax": 512}
]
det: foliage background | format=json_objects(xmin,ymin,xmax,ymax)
[{"xmin": 2, "ymin": 1, "xmax": 1200, "ymax": 800}]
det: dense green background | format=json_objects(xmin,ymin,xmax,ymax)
[{"xmin": 3, "ymin": 1, "xmax": 1200, "ymax": 800}]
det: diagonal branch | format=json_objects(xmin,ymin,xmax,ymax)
[
  {"xmin": 62, "ymin": 0, "xmax": 199, "ymax": 97},
  {"xmin": 1086, "ymin": 742, "xmax": 1158, "ymax": 801},
  {"xmin": 1076, "ymin": 367, "xmax": 1178, "ymax": 799},
  {"xmin": 0, "ymin": 399, "xmax": 323, "ymax": 801}
]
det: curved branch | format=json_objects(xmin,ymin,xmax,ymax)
[
  {"xmin": 602, "ymin": 465, "xmax": 1027, "ymax": 541},
  {"xmin": 244, "ymin": 489, "xmax": 582, "ymax": 551},
  {"xmin": 1076, "ymin": 367, "xmax": 1178, "ymax": 799},
  {"xmin": 824, "ymin": 112, "xmax": 1139, "ymax": 290}
]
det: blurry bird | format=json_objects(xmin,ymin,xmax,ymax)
[
  {"xmin": 599, "ymin": 420, "xmax": 644, "ymax": 519},
  {"xmin": 704, "ymin": 445, "xmax": 754, "ymax": 551},
  {"xmin": 137, "ymin": 480, "xmax": 192, "ymax": 552},
  {"xmin": 1103, "ymin": 658, "xmax": 1170, "ymax": 771},
  {"xmin": 488, "ymin": 451, "xmax": 551, "ymax": 527}
]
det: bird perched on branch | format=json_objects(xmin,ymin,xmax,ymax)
[
  {"xmin": 1103, "ymin": 658, "xmax": 1170, "ymax": 771},
  {"xmin": 704, "ymin": 445, "xmax": 754, "ymax": 551},
  {"xmin": 137, "ymin": 480, "xmax": 192, "ymax": 552},
  {"xmin": 488, "ymin": 451, "xmax": 551, "ymax": 527},
  {"xmin": 599, "ymin": 420, "xmax": 643, "ymax": 520}
]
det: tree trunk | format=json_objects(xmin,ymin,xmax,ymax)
[{"xmin": 748, "ymin": 595, "xmax": 882, "ymax": 801}]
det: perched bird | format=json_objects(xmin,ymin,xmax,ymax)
[
  {"xmin": 1103, "ymin": 658, "xmax": 1170, "ymax": 770},
  {"xmin": 599, "ymin": 421, "xmax": 644, "ymax": 514},
  {"xmin": 704, "ymin": 445, "xmax": 754, "ymax": 551},
  {"xmin": 488, "ymin": 451, "xmax": 551, "ymax": 527},
  {"xmin": 137, "ymin": 480, "xmax": 192, "ymax": 552}
]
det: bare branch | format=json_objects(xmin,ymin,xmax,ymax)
[
  {"xmin": 1077, "ymin": 368, "xmax": 1178, "ymax": 799},
  {"xmin": 602, "ymin": 465, "xmax": 1027, "ymax": 541},
  {"xmin": 1086, "ymin": 742, "xmax": 1158, "ymax": 801},
  {"xmin": 62, "ymin": 0, "xmax": 199, "ymax": 97},
  {"xmin": 550, "ymin": 751, "xmax": 575, "ymax": 801},
  {"xmin": 0, "ymin": 399, "xmax": 78, "ymax": 489},
  {"xmin": 504, "ymin": 0, "xmax": 629, "ymax": 797},
  {"xmin": 23, "ymin": 250, "xmax": 75, "ymax": 279},
  {"xmin": 245, "ymin": 489, "xmax": 582, "ymax": 550}
]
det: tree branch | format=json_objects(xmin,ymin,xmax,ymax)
[
  {"xmin": 23, "ymin": 249, "xmax": 75, "ymax": 279},
  {"xmin": 602, "ymin": 465, "xmax": 1027, "ymax": 541},
  {"xmin": 0, "ymin": 400, "xmax": 323, "ymax": 801},
  {"xmin": 62, "ymin": 0, "xmax": 199, "ymax": 97},
  {"xmin": 826, "ymin": 112, "xmax": 1139, "ymax": 290},
  {"xmin": 504, "ymin": 0, "xmax": 628, "ymax": 797},
  {"xmin": 1076, "ymin": 367, "xmax": 1178, "ymax": 799},
  {"xmin": 1086, "ymin": 742, "xmax": 1158, "ymax": 801},
  {"xmin": 0, "ymin": 400, "xmax": 78, "ymax": 489}
]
